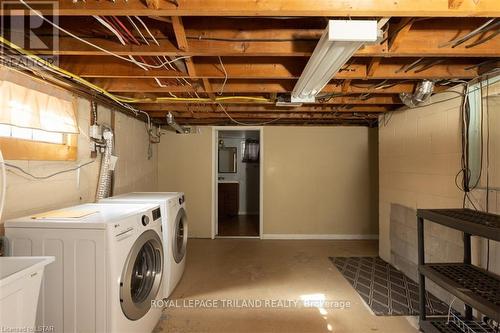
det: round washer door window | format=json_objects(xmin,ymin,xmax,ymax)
[
  {"xmin": 172, "ymin": 207, "xmax": 188, "ymax": 264},
  {"xmin": 120, "ymin": 230, "xmax": 163, "ymax": 320}
]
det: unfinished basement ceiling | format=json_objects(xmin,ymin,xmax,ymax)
[{"xmin": 1, "ymin": 1, "xmax": 499, "ymax": 126}]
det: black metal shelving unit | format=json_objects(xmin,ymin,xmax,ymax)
[{"xmin": 417, "ymin": 208, "xmax": 500, "ymax": 333}]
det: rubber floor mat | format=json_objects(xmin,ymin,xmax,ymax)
[{"xmin": 330, "ymin": 256, "xmax": 449, "ymax": 316}]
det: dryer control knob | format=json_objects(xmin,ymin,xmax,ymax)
[{"xmin": 141, "ymin": 215, "xmax": 150, "ymax": 226}]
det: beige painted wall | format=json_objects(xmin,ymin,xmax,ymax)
[
  {"xmin": 158, "ymin": 126, "xmax": 378, "ymax": 238},
  {"xmin": 0, "ymin": 97, "xmax": 158, "ymax": 222},
  {"xmin": 157, "ymin": 128, "xmax": 213, "ymax": 237},
  {"xmin": 263, "ymin": 126, "xmax": 378, "ymax": 236}
]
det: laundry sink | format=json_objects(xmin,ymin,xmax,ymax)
[{"xmin": 0, "ymin": 256, "xmax": 55, "ymax": 329}]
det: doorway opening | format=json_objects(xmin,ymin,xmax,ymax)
[{"xmin": 214, "ymin": 129, "xmax": 261, "ymax": 238}]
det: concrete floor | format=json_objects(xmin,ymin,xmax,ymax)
[{"xmin": 154, "ymin": 239, "xmax": 418, "ymax": 333}]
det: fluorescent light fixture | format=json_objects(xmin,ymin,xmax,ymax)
[{"xmin": 291, "ymin": 20, "xmax": 378, "ymax": 103}]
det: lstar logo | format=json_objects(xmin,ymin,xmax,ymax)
[{"xmin": 1, "ymin": 1, "xmax": 59, "ymax": 66}]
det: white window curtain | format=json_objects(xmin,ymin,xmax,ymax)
[
  {"xmin": 242, "ymin": 139, "xmax": 259, "ymax": 163},
  {"xmin": 0, "ymin": 79, "xmax": 78, "ymax": 134}
]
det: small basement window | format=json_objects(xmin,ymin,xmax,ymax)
[
  {"xmin": 0, "ymin": 72, "xmax": 79, "ymax": 161},
  {"xmin": 0, "ymin": 124, "xmax": 65, "ymax": 144}
]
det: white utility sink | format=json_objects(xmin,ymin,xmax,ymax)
[
  {"xmin": 218, "ymin": 180, "xmax": 239, "ymax": 184},
  {"xmin": 0, "ymin": 256, "xmax": 55, "ymax": 329}
]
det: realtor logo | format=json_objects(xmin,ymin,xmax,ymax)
[{"xmin": 1, "ymin": 1, "xmax": 59, "ymax": 66}]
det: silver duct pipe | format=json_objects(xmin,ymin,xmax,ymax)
[
  {"xmin": 95, "ymin": 129, "xmax": 114, "ymax": 200},
  {"xmin": 400, "ymin": 80, "xmax": 435, "ymax": 108},
  {"xmin": 167, "ymin": 112, "xmax": 189, "ymax": 134}
]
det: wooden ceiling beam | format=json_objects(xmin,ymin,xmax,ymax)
[
  {"xmin": 37, "ymin": 31, "xmax": 500, "ymax": 57},
  {"xmin": 171, "ymin": 16, "xmax": 197, "ymax": 77},
  {"xmin": 139, "ymin": 105, "xmax": 393, "ymax": 113},
  {"xmin": 367, "ymin": 57, "xmax": 382, "ymax": 77},
  {"xmin": 89, "ymin": 79, "xmax": 398, "ymax": 94},
  {"xmin": 87, "ymin": 76, "xmax": 467, "ymax": 94},
  {"xmin": 388, "ymin": 18, "xmax": 415, "ymax": 51},
  {"xmin": 168, "ymin": 117, "xmax": 379, "ymax": 124},
  {"xmin": 202, "ymin": 78, "xmax": 216, "ymax": 100},
  {"xmin": 68, "ymin": 57, "xmax": 479, "ymax": 80},
  {"xmin": 171, "ymin": 17, "xmax": 189, "ymax": 51},
  {"xmin": 106, "ymin": 82, "xmax": 418, "ymax": 95},
  {"xmin": 154, "ymin": 112, "xmax": 381, "ymax": 120},
  {"xmin": 134, "ymin": 96, "xmax": 402, "ymax": 109},
  {"xmin": 145, "ymin": 0, "xmax": 161, "ymax": 9},
  {"xmin": 449, "ymin": 0, "xmax": 465, "ymax": 9},
  {"xmin": 477, "ymin": 60, "xmax": 500, "ymax": 75},
  {"xmin": 341, "ymin": 80, "xmax": 352, "ymax": 94},
  {"xmin": 9, "ymin": 0, "xmax": 500, "ymax": 16},
  {"xmin": 160, "ymin": 119, "xmax": 376, "ymax": 126}
]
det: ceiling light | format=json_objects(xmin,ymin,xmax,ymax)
[{"xmin": 292, "ymin": 20, "xmax": 378, "ymax": 103}]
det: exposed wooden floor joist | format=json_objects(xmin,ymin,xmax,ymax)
[
  {"xmin": 4, "ymin": 0, "xmax": 499, "ymax": 16},
  {"xmin": 1, "ymin": 3, "xmax": 499, "ymax": 126}
]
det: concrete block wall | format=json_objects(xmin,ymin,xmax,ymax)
[
  {"xmin": 379, "ymin": 88, "xmax": 465, "ymax": 263},
  {"xmin": 469, "ymin": 189, "xmax": 500, "ymax": 274},
  {"xmin": 379, "ymin": 84, "xmax": 500, "ymax": 306},
  {"xmin": 379, "ymin": 81, "xmax": 500, "ymax": 309},
  {"xmin": 0, "ymin": 97, "xmax": 158, "ymax": 222},
  {"xmin": 390, "ymin": 204, "xmax": 463, "ymax": 281}
]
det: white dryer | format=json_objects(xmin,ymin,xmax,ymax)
[
  {"xmin": 100, "ymin": 192, "xmax": 187, "ymax": 298},
  {"xmin": 5, "ymin": 203, "xmax": 164, "ymax": 333}
]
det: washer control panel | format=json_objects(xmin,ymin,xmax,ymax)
[{"xmin": 152, "ymin": 207, "xmax": 161, "ymax": 221}]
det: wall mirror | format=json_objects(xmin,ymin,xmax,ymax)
[{"xmin": 218, "ymin": 147, "xmax": 237, "ymax": 173}]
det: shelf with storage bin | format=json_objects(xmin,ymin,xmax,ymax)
[{"xmin": 416, "ymin": 208, "xmax": 500, "ymax": 333}]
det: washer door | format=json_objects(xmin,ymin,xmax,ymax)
[
  {"xmin": 172, "ymin": 207, "xmax": 188, "ymax": 264},
  {"xmin": 120, "ymin": 230, "xmax": 163, "ymax": 320}
]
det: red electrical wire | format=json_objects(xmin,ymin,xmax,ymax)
[
  {"xmin": 112, "ymin": 16, "xmax": 140, "ymax": 45},
  {"xmin": 109, "ymin": 17, "xmax": 149, "ymax": 68},
  {"xmin": 115, "ymin": 18, "xmax": 136, "ymax": 45},
  {"xmin": 101, "ymin": 16, "xmax": 133, "ymax": 45}
]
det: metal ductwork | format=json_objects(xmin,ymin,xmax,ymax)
[
  {"xmin": 95, "ymin": 128, "xmax": 114, "ymax": 200},
  {"xmin": 399, "ymin": 80, "xmax": 435, "ymax": 108},
  {"xmin": 167, "ymin": 112, "xmax": 189, "ymax": 134}
]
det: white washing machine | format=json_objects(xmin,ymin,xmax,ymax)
[
  {"xmin": 100, "ymin": 192, "xmax": 187, "ymax": 298},
  {"xmin": 5, "ymin": 203, "xmax": 164, "ymax": 333}
]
